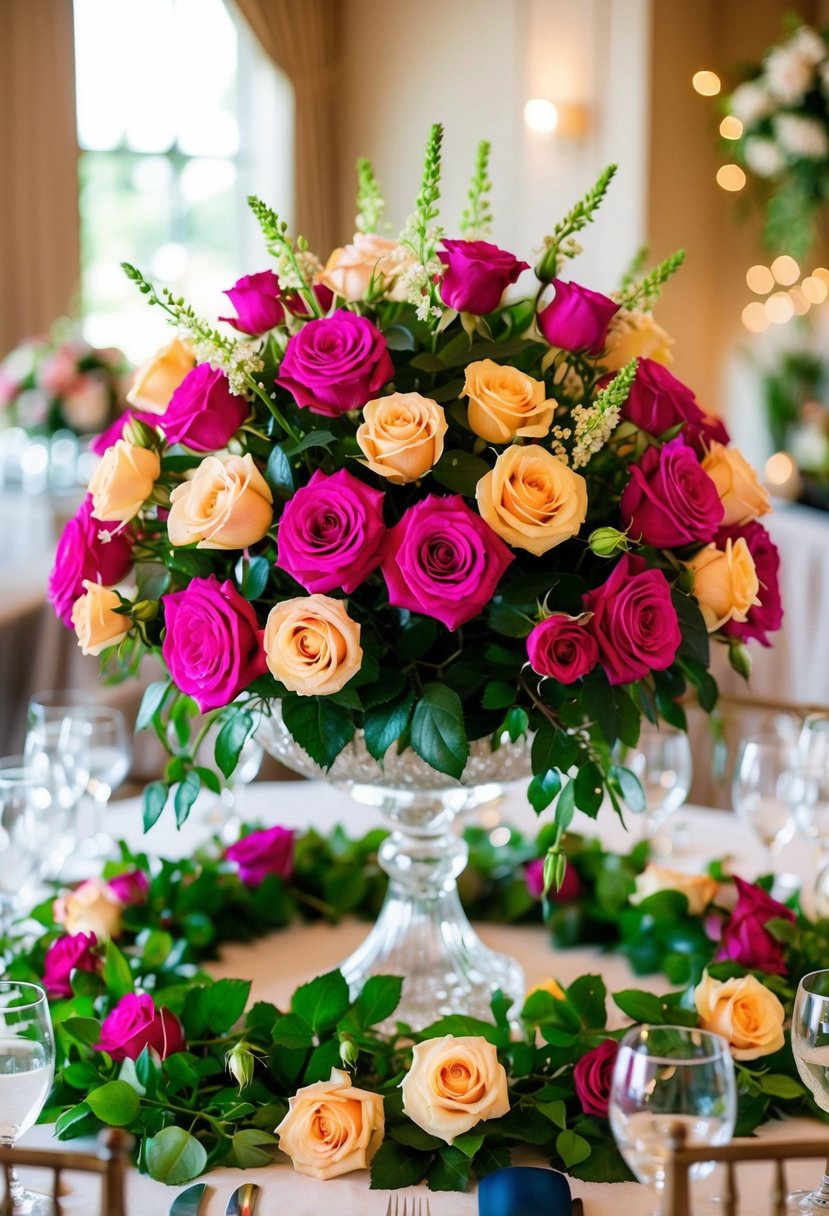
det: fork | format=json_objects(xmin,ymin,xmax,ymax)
[{"xmin": 383, "ymin": 1197, "xmax": 431, "ymax": 1216}]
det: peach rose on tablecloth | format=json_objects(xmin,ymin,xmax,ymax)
[
  {"xmin": 53, "ymin": 878, "xmax": 123, "ymax": 940},
  {"xmin": 356, "ymin": 392, "xmax": 447, "ymax": 484},
  {"xmin": 694, "ymin": 971, "xmax": 785, "ymax": 1060},
  {"xmin": 88, "ymin": 439, "xmax": 160, "ymax": 522},
  {"xmin": 601, "ymin": 309, "xmax": 674, "ymax": 372},
  {"xmin": 630, "ymin": 863, "xmax": 719, "ymax": 916},
  {"xmin": 275, "ymin": 1067, "xmax": 384, "ymax": 1180},
  {"xmin": 71, "ymin": 581, "xmax": 129, "ymax": 656},
  {"xmin": 475, "ymin": 444, "xmax": 588, "ymax": 556},
  {"xmin": 264, "ymin": 594, "xmax": 362, "ymax": 696},
  {"xmin": 316, "ymin": 233, "xmax": 413, "ymax": 302},
  {"xmin": 167, "ymin": 453, "xmax": 274, "ymax": 550},
  {"xmin": 126, "ymin": 337, "xmax": 196, "ymax": 414},
  {"xmin": 401, "ymin": 1034, "xmax": 510, "ymax": 1144},
  {"xmin": 701, "ymin": 441, "xmax": 772, "ymax": 527},
  {"xmin": 462, "ymin": 359, "xmax": 555, "ymax": 444},
  {"xmin": 686, "ymin": 537, "xmax": 760, "ymax": 631}
]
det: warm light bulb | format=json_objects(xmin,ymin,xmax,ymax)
[
  {"xmin": 771, "ymin": 254, "xmax": 800, "ymax": 285},
  {"xmin": 742, "ymin": 302, "xmax": 770, "ymax": 332},
  {"xmin": 692, "ymin": 70, "xmax": 721, "ymax": 96},
  {"xmin": 716, "ymin": 164, "xmax": 746, "ymax": 191},
  {"xmin": 524, "ymin": 98, "xmax": 560, "ymax": 135},
  {"xmin": 766, "ymin": 292, "xmax": 794, "ymax": 324},
  {"xmin": 720, "ymin": 115, "xmax": 743, "ymax": 139},
  {"xmin": 746, "ymin": 265, "xmax": 774, "ymax": 294},
  {"xmin": 813, "ymin": 267, "xmax": 829, "ymax": 287},
  {"xmin": 789, "ymin": 287, "xmax": 810, "ymax": 316},
  {"xmin": 803, "ymin": 275, "xmax": 828, "ymax": 303},
  {"xmin": 765, "ymin": 452, "xmax": 800, "ymax": 500}
]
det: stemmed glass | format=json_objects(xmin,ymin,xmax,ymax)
[
  {"xmin": 0, "ymin": 759, "xmax": 49, "ymax": 927},
  {"xmin": 619, "ymin": 723, "xmax": 693, "ymax": 851},
  {"xmin": 796, "ymin": 716, "xmax": 829, "ymax": 865},
  {"xmin": 789, "ymin": 969, "xmax": 829, "ymax": 1211},
  {"xmin": 80, "ymin": 707, "xmax": 132, "ymax": 858},
  {"xmin": 24, "ymin": 691, "xmax": 92, "ymax": 873},
  {"xmin": 732, "ymin": 736, "xmax": 811, "ymax": 878},
  {"xmin": 0, "ymin": 982, "xmax": 55, "ymax": 1215},
  {"xmin": 609, "ymin": 1024, "xmax": 737, "ymax": 1215}
]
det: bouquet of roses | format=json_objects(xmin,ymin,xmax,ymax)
[{"xmin": 48, "ymin": 124, "xmax": 782, "ymax": 866}]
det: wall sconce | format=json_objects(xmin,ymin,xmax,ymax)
[{"xmin": 524, "ymin": 97, "xmax": 588, "ymax": 138}]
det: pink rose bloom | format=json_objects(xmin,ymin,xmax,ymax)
[
  {"xmin": 573, "ymin": 1039, "xmax": 619, "ymax": 1118},
  {"xmin": 538, "ymin": 280, "xmax": 620, "ymax": 354},
  {"xmin": 162, "ymin": 576, "xmax": 266, "ymax": 712},
  {"xmin": 107, "ymin": 870, "xmax": 149, "ymax": 906},
  {"xmin": 620, "ymin": 438, "xmax": 724, "ymax": 548},
  {"xmin": 582, "ymin": 554, "xmax": 681, "ymax": 686},
  {"xmin": 719, "ymin": 522, "xmax": 783, "ymax": 647},
  {"xmin": 382, "ymin": 494, "xmax": 513, "ymax": 631},
  {"xmin": 276, "ymin": 469, "xmax": 386, "ymax": 594},
  {"xmin": 160, "ymin": 364, "xmax": 249, "ymax": 452},
  {"xmin": 43, "ymin": 932, "xmax": 99, "ymax": 999},
  {"xmin": 95, "ymin": 992, "xmax": 185, "ymax": 1061},
  {"xmin": 277, "ymin": 313, "xmax": 393, "ymax": 418},
  {"xmin": 525, "ymin": 857, "xmax": 583, "ymax": 902},
  {"xmin": 716, "ymin": 875, "xmax": 795, "ymax": 976},
  {"xmin": 220, "ymin": 270, "xmax": 285, "ymax": 335},
  {"xmin": 526, "ymin": 614, "xmax": 598, "ymax": 684},
  {"xmin": 48, "ymin": 495, "xmax": 134, "ymax": 627},
  {"xmin": 226, "ymin": 825, "xmax": 294, "ymax": 886},
  {"xmin": 437, "ymin": 239, "xmax": 529, "ymax": 314}
]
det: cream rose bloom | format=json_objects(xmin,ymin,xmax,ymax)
[
  {"xmin": 126, "ymin": 337, "xmax": 195, "ymax": 415},
  {"xmin": 462, "ymin": 359, "xmax": 555, "ymax": 444},
  {"xmin": 630, "ymin": 864, "xmax": 719, "ymax": 916},
  {"xmin": 701, "ymin": 441, "xmax": 772, "ymax": 527},
  {"xmin": 71, "ymin": 581, "xmax": 129, "ymax": 657},
  {"xmin": 695, "ymin": 971, "xmax": 785, "ymax": 1060},
  {"xmin": 401, "ymin": 1035, "xmax": 510, "ymax": 1144},
  {"xmin": 686, "ymin": 537, "xmax": 760, "ymax": 631},
  {"xmin": 356, "ymin": 392, "xmax": 447, "ymax": 484},
  {"xmin": 275, "ymin": 1068, "xmax": 384, "ymax": 1181},
  {"xmin": 264, "ymin": 594, "xmax": 362, "ymax": 696},
  {"xmin": 89, "ymin": 440, "xmax": 161, "ymax": 522},
  {"xmin": 601, "ymin": 309, "xmax": 674, "ymax": 372},
  {"xmin": 167, "ymin": 454, "xmax": 274, "ymax": 550},
  {"xmin": 316, "ymin": 234, "xmax": 413, "ymax": 302},
  {"xmin": 475, "ymin": 444, "xmax": 588, "ymax": 556},
  {"xmin": 53, "ymin": 878, "xmax": 123, "ymax": 939}
]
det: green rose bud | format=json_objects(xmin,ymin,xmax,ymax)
[
  {"xmin": 534, "ymin": 243, "xmax": 559, "ymax": 285},
  {"xmin": 225, "ymin": 1040, "xmax": 255, "ymax": 1092},
  {"xmin": 588, "ymin": 527, "xmax": 630, "ymax": 558},
  {"xmin": 123, "ymin": 417, "xmax": 161, "ymax": 451},
  {"xmin": 131, "ymin": 599, "xmax": 158, "ymax": 623},
  {"xmin": 339, "ymin": 1037, "xmax": 360, "ymax": 1068},
  {"xmin": 728, "ymin": 640, "xmax": 752, "ymax": 681}
]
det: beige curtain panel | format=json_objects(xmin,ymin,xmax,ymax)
[
  {"xmin": 233, "ymin": 0, "xmax": 342, "ymax": 256},
  {"xmin": 0, "ymin": 0, "xmax": 80, "ymax": 355}
]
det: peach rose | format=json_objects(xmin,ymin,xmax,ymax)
[
  {"xmin": 462, "ymin": 359, "xmax": 555, "ymax": 444},
  {"xmin": 694, "ymin": 971, "xmax": 785, "ymax": 1060},
  {"xmin": 316, "ymin": 233, "xmax": 413, "ymax": 302},
  {"xmin": 601, "ymin": 309, "xmax": 674, "ymax": 372},
  {"xmin": 71, "ymin": 581, "xmax": 129, "ymax": 657},
  {"xmin": 264, "ymin": 594, "xmax": 362, "ymax": 696},
  {"xmin": 356, "ymin": 392, "xmax": 447, "ymax": 484},
  {"xmin": 630, "ymin": 863, "xmax": 719, "ymax": 916},
  {"xmin": 167, "ymin": 454, "xmax": 274, "ymax": 550},
  {"xmin": 88, "ymin": 440, "xmax": 160, "ymax": 522},
  {"xmin": 401, "ymin": 1035, "xmax": 510, "ymax": 1144},
  {"xmin": 701, "ymin": 441, "xmax": 771, "ymax": 527},
  {"xmin": 126, "ymin": 337, "xmax": 196, "ymax": 414},
  {"xmin": 475, "ymin": 444, "xmax": 588, "ymax": 556},
  {"xmin": 275, "ymin": 1067, "xmax": 384, "ymax": 1181},
  {"xmin": 53, "ymin": 878, "xmax": 123, "ymax": 939},
  {"xmin": 686, "ymin": 537, "xmax": 760, "ymax": 631}
]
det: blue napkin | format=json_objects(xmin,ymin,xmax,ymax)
[{"xmin": 478, "ymin": 1166, "xmax": 575, "ymax": 1215}]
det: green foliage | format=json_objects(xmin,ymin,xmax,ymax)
[
  {"xmin": 617, "ymin": 250, "xmax": 686, "ymax": 312},
  {"xmin": 460, "ymin": 139, "xmax": 493, "ymax": 238}
]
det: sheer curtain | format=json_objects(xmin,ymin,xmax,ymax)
[
  {"xmin": 0, "ymin": 0, "xmax": 80, "ymax": 354},
  {"xmin": 232, "ymin": 0, "xmax": 342, "ymax": 256}
]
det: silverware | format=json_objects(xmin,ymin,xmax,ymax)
[
  {"xmin": 383, "ymin": 1198, "xmax": 431, "ymax": 1216},
  {"xmin": 169, "ymin": 1183, "xmax": 207, "ymax": 1216},
  {"xmin": 226, "ymin": 1183, "xmax": 260, "ymax": 1216}
]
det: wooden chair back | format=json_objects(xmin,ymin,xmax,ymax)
[{"xmin": 0, "ymin": 1129, "xmax": 132, "ymax": 1216}]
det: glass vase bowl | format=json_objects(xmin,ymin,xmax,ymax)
[{"xmin": 257, "ymin": 704, "xmax": 531, "ymax": 1030}]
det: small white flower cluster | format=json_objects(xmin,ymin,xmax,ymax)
[
  {"xmin": 570, "ymin": 399, "xmax": 621, "ymax": 469},
  {"xmin": 730, "ymin": 80, "xmax": 774, "ymax": 127},
  {"xmin": 398, "ymin": 257, "xmax": 444, "ymax": 322},
  {"xmin": 774, "ymin": 113, "xmax": 829, "ymax": 160},
  {"xmin": 192, "ymin": 336, "xmax": 264, "ymax": 397},
  {"xmin": 765, "ymin": 33, "xmax": 821, "ymax": 106},
  {"xmin": 270, "ymin": 249, "xmax": 304, "ymax": 291},
  {"xmin": 549, "ymin": 423, "xmax": 572, "ymax": 464},
  {"xmin": 744, "ymin": 136, "xmax": 786, "ymax": 178},
  {"xmin": 296, "ymin": 250, "xmax": 323, "ymax": 283}
]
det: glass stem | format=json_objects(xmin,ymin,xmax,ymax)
[
  {"xmin": 812, "ymin": 1164, "xmax": 829, "ymax": 1206},
  {"xmin": 0, "ymin": 1137, "xmax": 24, "ymax": 1203}
]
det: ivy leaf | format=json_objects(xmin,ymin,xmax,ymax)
[
  {"xmin": 363, "ymin": 691, "xmax": 415, "ymax": 762},
  {"xmin": 145, "ymin": 1126, "xmax": 208, "ymax": 1185},
  {"xmin": 292, "ymin": 970, "xmax": 350, "ymax": 1035},
  {"xmin": 411, "ymin": 683, "xmax": 468, "ymax": 780},
  {"xmin": 215, "ymin": 710, "xmax": 255, "ymax": 779},
  {"xmin": 281, "ymin": 696, "xmax": 355, "ymax": 770},
  {"xmin": 86, "ymin": 1080, "xmax": 140, "ymax": 1127}
]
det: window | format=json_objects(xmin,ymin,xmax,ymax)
[{"xmin": 73, "ymin": 0, "xmax": 293, "ymax": 360}]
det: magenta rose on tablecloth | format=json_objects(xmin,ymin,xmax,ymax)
[
  {"xmin": 382, "ymin": 494, "xmax": 513, "ymax": 631},
  {"xmin": 526, "ymin": 614, "xmax": 598, "ymax": 684},
  {"xmin": 716, "ymin": 875, "xmax": 795, "ymax": 976},
  {"xmin": 276, "ymin": 468, "xmax": 386, "ymax": 594},
  {"xmin": 538, "ymin": 280, "xmax": 620, "ymax": 354},
  {"xmin": 160, "ymin": 364, "xmax": 249, "ymax": 452},
  {"xmin": 525, "ymin": 857, "xmax": 583, "ymax": 902},
  {"xmin": 95, "ymin": 992, "xmax": 185, "ymax": 1061},
  {"xmin": 48, "ymin": 495, "xmax": 134, "ymax": 627},
  {"xmin": 437, "ymin": 239, "xmax": 529, "ymax": 314},
  {"xmin": 220, "ymin": 270, "xmax": 285, "ymax": 335},
  {"xmin": 107, "ymin": 870, "xmax": 150, "ymax": 906},
  {"xmin": 42, "ymin": 931, "xmax": 99, "ymax": 999},
  {"xmin": 226, "ymin": 825, "xmax": 295, "ymax": 886},
  {"xmin": 573, "ymin": 1038, "xmax": 619, "ymax": 1118},
  {"xmin": 162, "ymin": 576, "xmax": 266, "ymax": 712},
  {"xmin": 582, "ymin": 553, "xmax": 681, "ymax": 685},
  {"xmin": 719, "ymin": 521, "xmax": 783, "ymax": 647},
  {"xmin": 620, "ymin": 437, "xmax": 724, "ymax": 548},
  {"xmin": 277, "ymin": 312, "xmax": 393, "ymax": 417}
]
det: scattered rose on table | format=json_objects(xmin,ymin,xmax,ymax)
[
  {"xmin": 573, "ymin": 1038, "xmax": 619, "ymax": 1118},
  {"xmin": 226, "ymin": 825, "xmax": 295, "ymax": 886},
  {"xmin": 42, "ymin": 931, "xmax": 99, "ymax": 999},
  {"xmin": 694, "ymin": 971, "xmax": 785, "ymax": 1060},
  {"xmin": 53, "ymin": 878, "xmax": 123, "ymax": 939},
  {"xmin": 716, "ymin": 875, "xmax": 795, "ymax": 976},
  {"xmin": 401, "ymin": 1034, "xmax": 510, "ymax": 1144},
  {"xmin": 276, "ymin": 1067, "xmax": 385, "ymax": 1180},
  {"xmin": 95, "ymin": 992, "xmax": 185, "ymax": 1062},
  {"xmin": 630, "ymin": 864, "xmax": 719, "ymax": 917}
]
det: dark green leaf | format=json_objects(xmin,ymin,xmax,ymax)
[
  {"xmin": 86, "ymin": 1081, "xmax": 140, "ymax": 1127},
  {"xmin": 384, "ymin": 325, "xmax": 416, "ymax": 351},
  {"xmin": 282, "ymin": 429, "xmax": 336, "ymax": 458},
  {"xmin": 142, "ymin": 781, "xmax": 168, "ymax": 832},
  {"xmin": 431, "ymin": 450, "xmax": 491, "ymax": 496},
  {"xmin": 528, "ymin": 769, "xmax": 562, "ymax": 814},
  {"xmin": 235, "ymin": 554, "xmax": 270, "ymax": 600},
  {"xmin": 348, "ymin": 976, "xmax": 403, "ymax": 1030},
  {"xmin": 231, "ymin": 1129, "xmax": 278, "ymax": 1168},
  {"xmin": 482, "ymin": 681, "xmax": 515, "ymax": 710},
  {"xmin": 265, "ymin": 445, "xmax": 295, "ymax": 499},
  {"xmin": 55, "ymin": 1102, "xmax": 95, "ymax": 1140},
  {"xmin": 184, "ymin": 979, "xmax": 251, "ymax": 1037},
  {"xmin": 363, "ymin": 692, "xmax": 415, "ymax": 762},
  {"xmin": 613, "ymin": 989, "xmax": 665, "ymax": 1023},
  {"xmin": 173, "ymin": 771, "xmax": 201, "ymax": 827},
  {"xmin": 428, "ymin": 1145, "xmax": 472, "ymax": 1191},
  {"xmin": 488, "ymin": 601, "xmax": 534, "ymax": 638},
  {"xmin": 281, "ymin": 696, "xmax": 355, "ymax": 770},
  {"xmin": 215, "ymin": 710, "xmax": 255, "ymax": 780},
  {"xmin": 272, "ymin": 1012, "xmax": 313, "ymax": 1050},
  {"xmin": 574, "ymin": 762, "xmax": 604, "ymax": 817},
  {"xmin": 102, "ymin": 941, "xmax": 134, "ymax": 999},
  {"xmin": 292, "ymin": 970, "xmax": 350, "ymax": 1035},
  {"xmin": 370, "ymin": 1139, "xmax": 431, "ymax": 1189},
  {"xmin": 556, "ymin": 1129, "xmax": 591, "ymax": 1168},
  {"xmin": 145, "ymin": 1126, "xmax": 208, "ymax": 1185},
  {"xmin": 609, "ymin": 764, "xmax": 646, "ymax": 814},
  {"xmin": 60, "ymin": 1017, "xmax": 101, "ymax": 1048},
  {"xmin": 411, "ymin": 683, "xmax": 468, "ymax": 780},
  {"xmin": 672, "ymin": 589, "xmax": 709, "ymax": 666},
  {"xmin": 566, "ymin": 975, "xmax": 607, "ymax": 1029},
  {"xmin": 136, "ymin": 680, "xmax": 171, "ymax": 731}
]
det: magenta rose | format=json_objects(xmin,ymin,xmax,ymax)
[
  {"xmin": 226, "ymin": 825, "xmax": 294, "ymax": 886},
  {"xmin": 276, "ymin": 469, "xmax": 385, "ymax": 594},
  {"xmin": 620, "ymin": 438, "xmax": 724, "ymax": 548},
  {"xmin": 526, "ymin": 615, "xmax": 598, "ymax": 684},
  {"xmin": 716, "ymin": 876, "xmax": 795, "ymax": 976},
  {"xmin": 107, "ymin": 870, "xmax": 149, "ymax": 906},
  {"xmin": 277, "ymin": 312, "xmax": 393, "ymax": 418},
  {"xmin": 573, "ymin": 1039, "xmax": 619, "ymax": 1118},
  {"xmin": 43, "ymin": 931, "xmax": 99, "ymax": 999},
  {"xmin": 382, "ymin": 494, "xmax": 513, "ymax": 631},
  {"xmin": 220, "ymin": 270, "xmax": 285, "ymax": 335},
  {"xmin": 437, "ymin": 239, "xmax": 529, "ymax": 314},
  {"xmin": 621, "ymin": 359, "xmax": 708, "ymax": 442},
  {"xmin": 582, "ymin": 554, "xmax": 681, "ymax": 685},
  {"xmin": 525, "ymin": 857, "xmax": 583, "ymax": 902},
  {"xmin": 95, "ymin": 992, "xmax": 185, "ymax": 1061},
  {"xmin": 538, "ymin": 280, "xmax": 620, "ymax": 353},
  {"xmin": 719, "ymin": 522, "xmax": 783, "ymax": 647},
  {"xmin": 48, "ymin": 495, "xmax": 134, "ymax": 627},
  {"xmin": 162, "ymin": 576, "xmax": 266, "ymax": 712},
  {"xmin": 160, "ymin": 363, "xmax": 248, "ymax": 451}
]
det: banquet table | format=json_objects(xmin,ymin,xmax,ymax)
[{"xmin": 16, "ymin": 779, "xmax": 829, "ymax": 1215}]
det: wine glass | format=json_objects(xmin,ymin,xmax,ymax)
[
  {"xmin": 25, "ymin": 691, "xmax": 92, "ymax": 872},
  {"xmin": 788, "ymin": 969, "xmax": 829, "ymax": 1211},
  {"xmin": 0, "ymin": 759, "xmax": 48, "ymax": 927},
  {"xmin": 79, "ymin": 706, "xmax": 132, "ymax": 858},
  {"xmin": 0, "ymin": 982, "xmax": 55, "ymax": 1215},
  {"xmin": 732, "ymin": 736, "xmax": 809, "ymax": 879},
  {"xmin": 619, "ymin": 723, "xmax": 692, "ymax": 851},
  {"xmin": 609, "ymin": 1024, "xmax": 737, "ymax": 1215}
]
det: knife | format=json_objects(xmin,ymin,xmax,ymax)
[
  {"xmin": 226, "ymin": 1183, "xmax": 260, "ymax": 1216},
  {"xmin": 169, "ymin": 1183, "xmax": 208, "ymax": 1216}
]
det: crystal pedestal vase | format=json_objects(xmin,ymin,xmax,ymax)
[{"xmin": 258, "ymin": 707, "xmax": 531, "ymax": 1029}]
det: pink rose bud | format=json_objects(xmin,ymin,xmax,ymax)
[
  {"xmin": 160, "ymin": 364, "xmax": 249, "ymax": 452},
  {"xmin": 526, "ymin": 614, "xmax": 599, "ymax": 685},
  {"xmin": 226, "ymin": 825, "xmax": 294, "ymax": 886},
  {"xmin": 220, "ymin": 270, "xmax": 285, "ymax": 335},
  {"xmin": 538, "ymin": 280, "xmax": 620, "ymax": 354},
  {"xmin": 437, "ymin": 239, "xmax": 529, "ymax": 315},
  {"xmin": 95, "ymin": 992, "xmax": 185, "ymax": 1061},
  {"xmin": 573, "ymin": 1038, "xmax": 619, "ymax": 1117},
  {"xmin": 107, "ymin": 870, "xmax": 149, "ymax": 906}
]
